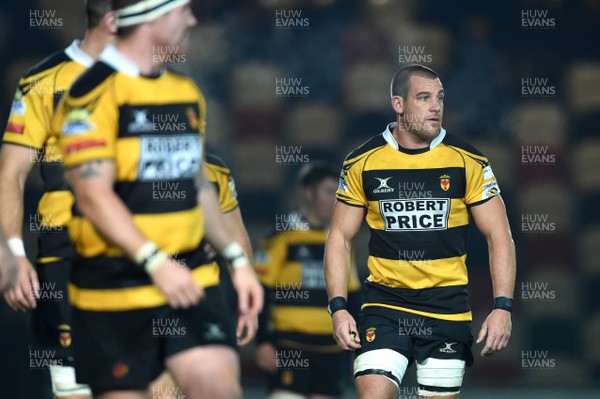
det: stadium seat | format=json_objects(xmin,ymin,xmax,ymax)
[
  {"xmin": 343, "ymin": 60, "xmax": 395, "ymax": 113},
  {"xmin": 511, "ymin": 102, "xmax": 567, "ymax": 148},
  {"xmin": 582, "ymin": 313, "xmax": 600, "ymax": 365},
  {"xmin": 231, "ymin": 138, "xmax": 284, "ymax": 192},
  {"xmin": 578, "ymin": 224, "xmax": 600, "ymax": 277},
  {"xmin": 570, "ymin": 139, "xmax": 600, "ymax": 193},
  {"xmin": 565, "ymin": 61, "xmax": 600, "ymax": 115},
  {"xmin": 231, "ymin": 61, "xmax": 283, "ymax": 112},
  {"xmin": 285, "ymin": 102, "xmax": 342, "ymax": 148},
  {"xmin": 519, "ymin": 270, "xmax": 578, "ymax": 319}
]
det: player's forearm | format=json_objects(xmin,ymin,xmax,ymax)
[
  {"xmin": 0, "ymin": 160, "xmax": 27, "ymax": 239},
  {"xmin": 225, "ymin": 208, "xmax": 254, "ymax": 259},
  {"xmin": 324, "ymin": 231, "xmax": 352, "ymax": 300},
  {"xmin": 487, "ymin": 231, "xmax": 516, "ymax": 299},
  {"xmin": 198, "ymin": 184, "xmax": 237, "ymax": 252}
]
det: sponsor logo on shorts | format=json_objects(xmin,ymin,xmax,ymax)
[
  {"xmin": 366, "ymin": 327, "xmax": 376, "ymax": 342},
  {"xmin": 380, "ymin": 198, "xmax": 449, "ymax": 231},
  {"xmin": 439, "ymin": 342, "xmax": 458, "ymax": 354},
  {"xmin": 58, "ymin": 324, "xmax": 72, "ymax": 347},
  {"xmin": 203, "ymin": 323, "xmax": 226, "ymax": 341},
  {"xmin": 112, "ymin": 362, "xmax": 130, "ymax": 379}
]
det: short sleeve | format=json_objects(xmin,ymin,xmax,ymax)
[
  {"xmin": 336, "ymin": 159, "xmax": 368, "ymax": 207},
  {"xmin": 3, "ymin": 82, "xmax": 51, "ymax": 149},
  {"xmin": 465, "ymin": 157, "xmax": 501, "ymax": 207}
]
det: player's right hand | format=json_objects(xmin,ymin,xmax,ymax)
[
  {"xmin": 150, "ymin": 258, "xmax": 204, "ymax": 309},
  {"xmin": 332, "ymin": 309, "xmax": 361, "ymax": 351},
  {"xmin": 3, "ymin": 256, "xmax": 39, "ymax": 311},
  {"xmin": 0, "ymin": 252, "xmax": 19, "ymax": 295},
  {"xmin": 255, "ymin": 342, "xmax": 277, "ymax": 374}
]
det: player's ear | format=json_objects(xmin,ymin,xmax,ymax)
[
  {"xmin": 391, "ymin": 96, "xmax": 404, "ymax": 115},
  {"xmin": 104, "ymin": 11, "xmax": 118, "ymax": 35}
]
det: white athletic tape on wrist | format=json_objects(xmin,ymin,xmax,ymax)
[
  {"xmin": 134, "ymin": 241, "xmax": 157, "ymax": 265},
  {"xmin": 49, "ymin": 365, "xmax": 92, "ymax": 397},
  {"xmin": 353, "ymin": 349, "xmax": 409, "ymax": 389},
  {"xmin": 223, "ymin": 242, "xmax": 249, "ymax": 269},
  {"xmin": 116, "ymin": 0, "xmax": 190, "ymax": 27},
  {"xmin": 416, "ymin": 357, "xmax": 465, "ymax": 389},
  {"xmin": 7, "ymin": 237, "xmax": 26, "ymax": 257},
  {"xmin": 145, "ymin": 251, "xmax": 168, "ymax": 274}
]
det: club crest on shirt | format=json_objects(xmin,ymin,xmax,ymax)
[
  {"xmin": 366, "ymin": 327, "xmax": 376, "ymax": 342},
  {"xmin": 58, "ymin": 324, "xmax": 72, "ymax": 347},
  {"xmin": 439, "ymin": 174, "xmax": 450, "ymax": 191}
]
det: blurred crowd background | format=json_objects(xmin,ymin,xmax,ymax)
[{"xmin": 0, "ymin": 0, "xmax": 599, "ymax": 397}]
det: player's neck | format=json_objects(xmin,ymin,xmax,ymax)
[
  {"xmin": 116, "ymin": 35, "xmax": 162, "ymax": 76},
  {"xmin": 393, "ymin": 125, "xmax": 432, "ymax": 150},
  {"xmin": 79, "ymin": 28, "xmax": 113, "ymax": 60}
]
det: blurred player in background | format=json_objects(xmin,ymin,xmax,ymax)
[
  {"xmin": 0, "ymin": 1, "xmax": 115, "ymax": 397},
  {"xmin": 325, "ymin": 64, "xmax": 516, "ymax": 399},
  {"xmin": 149, "ymin": 153, "xmax": 258, "ymax": 397},
  {"xmin": 0, "ymin": 231, "xmax": 19, "ymax": 294},
  {"xmin": 255, "ymin": 161, "xmax": 361, "ymax": 399},
  {"xmin": 53, "ymin": 0, "xmax": 262, "ymax": 397}
]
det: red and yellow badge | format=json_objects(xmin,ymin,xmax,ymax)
[
  {"xmin": 112, "ymin": 362, "xmax": 130, "ymax": 379},
  {"xmin": 58, "ymin": 324, "xmax": 72, "ymax": 348},
  {"xmin": 366, "ymin": 327, "xmax": 376, "ymax": 343},
  {"xmin": 439, "ymin": 174, "xmax": 451, "ymax": 191},
  {"xmin": 186, "ymin": 107, "xmax": 199, "ymax": 130}
]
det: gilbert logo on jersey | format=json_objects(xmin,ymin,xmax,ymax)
[{"xmin": 379, "ymin": 198, "xmax": 450, "ymax": 231}]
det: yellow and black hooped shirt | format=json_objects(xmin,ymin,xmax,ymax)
[
  {"xmin": 3, "ymin": 41, "xmax": 93, "ymax": 261},
  {"xmin": 337, "ymin": 122, "xmax": 500, "ymax": 322},
  {"xmin": 53, "ymin": 45, "xmax": 217, "ymax": 312},
  {"xmin": 255, "ymin": 217, "xmax": 361, "ymax": 351}
]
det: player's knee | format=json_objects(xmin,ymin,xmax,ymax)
[
  {"xmin": 416, "ymin": 358, "xmax": 465, "ymax": 396},
  {"xmin": 353, "ymin": 349, "xmax": 408, "ymax": 390}
]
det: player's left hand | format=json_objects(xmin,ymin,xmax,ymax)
[
  {"xmin": 231, "ymin": 264, "xmax": 264, "ymax": 318},
  {"xmin": 236, "ymin": 314, "xmax": 258, "ymax": 346},
  {"xmin": 476, "ymin": 309, "xmax": 512, "ymax": 356}
]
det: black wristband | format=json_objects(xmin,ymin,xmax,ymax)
[
  {"xmin": 494, "ymin": 296, "xmax": 513, "ymax": 312},
  {"xmin": 327, "ymin": 296, "xmax": 347, "ymax": 316}
]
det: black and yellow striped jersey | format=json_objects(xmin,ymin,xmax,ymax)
[
  {"xmin": 204, "ymin": 153, "xmax": 238, "ymax": 213},
  {"xmin": 255, "ymin": 218, "xmax": 361, "ymax": 351},
  {"xmin": 2, "ymin": 41, "xmax": 93, "ymax": 260},
  {"xmin": 53, "ymin": 44, "xmax": 214, "ymax": 311},
  {"xmin": 337, "ymin": 123, "xmax": 500, "ymax": 322}
]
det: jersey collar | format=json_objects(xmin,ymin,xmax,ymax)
[
  {"xmin": 382, "ymin": 122, "xmax": 446, "ymax": 154},
  {"xmin": 98, "ymin": 44, "xmax": 141, "ymax": 77},
  {"xmin": 64, "ymin": 40, "xmax": 94, "ymax": 68}
]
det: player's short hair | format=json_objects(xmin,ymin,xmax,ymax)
[
  {"xmin": 85, "ymin": 0, "xmax": 112, "ymax": 29},
  {"xmin": 113, "ymin": 0, "xmax": 139, "ymax": 37},
  {"xmin": 390, "ymin": 64, "xmax": 438, "ymax": 100},
  {"xmin": 298, "ymin": 161, "xmax": 339, "ymax": 189}
]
